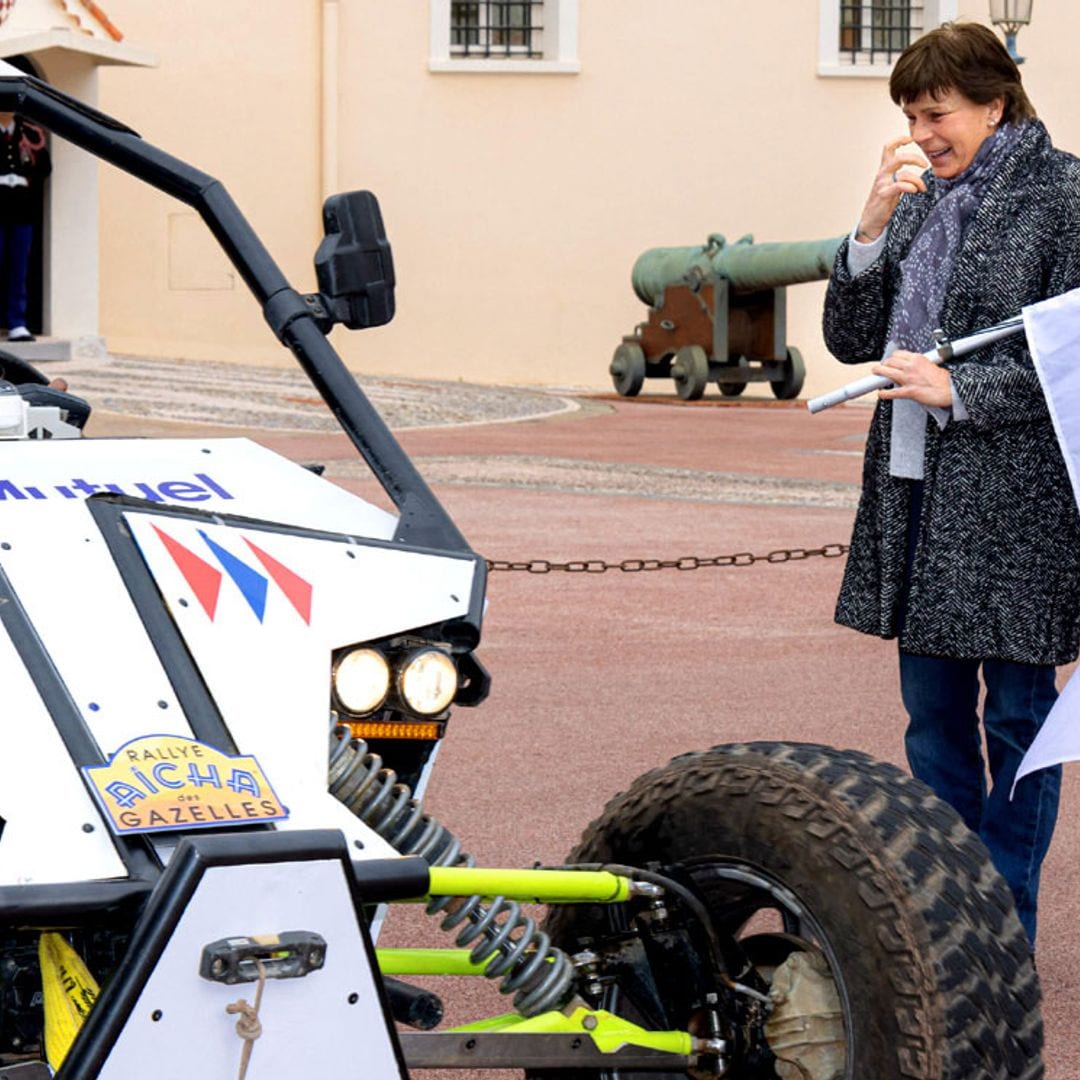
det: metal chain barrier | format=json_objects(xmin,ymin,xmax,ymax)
[{"xmin": 486, "ymin": 542, "xmax": 850, "ymax": 574}]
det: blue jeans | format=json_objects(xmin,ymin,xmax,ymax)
[{"xmin": 899, "ymin": 651, "xmax": 1061, "ymax": 945}]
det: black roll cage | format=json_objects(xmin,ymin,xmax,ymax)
[{"xmin": 0, "ymin": 72, "xmax": 472, "ymax": 556}]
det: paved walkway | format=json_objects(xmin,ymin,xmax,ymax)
[{"xmin": 76, "ymin": 353, "xmax": 1078, "ymax": 1078}]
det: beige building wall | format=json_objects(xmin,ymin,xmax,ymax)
[
  {"xmin": 96, "ymin": 2, "xmax": 1080, "ymax": 398},
  {"xmin": 97, "ymin": 2, "xmax": 324, "ymax": 366}
]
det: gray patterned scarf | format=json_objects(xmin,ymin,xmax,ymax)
[{"xmin": 888, "ymin": 121, "xmax": 1025, "ymax": 478}]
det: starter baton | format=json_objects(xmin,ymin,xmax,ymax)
[{"xmin": 806, "ymin": 316, "xmax": 1026, "ymax": 414}]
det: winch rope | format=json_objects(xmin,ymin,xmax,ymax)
[{"xmin": 226, "ymin": 958, "xmax": 267, "ymax": 1080}]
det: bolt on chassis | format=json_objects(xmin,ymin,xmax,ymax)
[{"xmin": 0, "ymin": 68, "xmax": 1043, "ymax": 1080}]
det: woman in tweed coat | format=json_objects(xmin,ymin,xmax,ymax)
[{"xmin": 823, "ymin": 22, "xmax": 1080, "ymax": 945}]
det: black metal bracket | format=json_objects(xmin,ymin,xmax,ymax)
[
  {"xmin": 397, "ymin": 1031, "xmax": 694, "ymax": 1071},
  {"xmin": 0, "ymin": 1063, "xmax": 51, "ymax": 1079},
  {"xmin": 298, "ymin": 292, "xmax": 334, "ymax": 334}
]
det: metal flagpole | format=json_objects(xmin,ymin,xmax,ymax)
[{"xmin": 806, "ymin": 316, "xmax": 1026, "ymax": 414}]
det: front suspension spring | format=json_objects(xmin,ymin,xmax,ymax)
[{"xmin": 328, "ymin": 726, "xmax": 575, "ymax": 1016}]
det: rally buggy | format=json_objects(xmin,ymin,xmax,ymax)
[{"xmin": 0, "ymin": 67, "xmax": 1042, "ymax": 1079}]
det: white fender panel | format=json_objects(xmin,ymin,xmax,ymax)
[{"xmin": 0, "ymin": 626, "xmax": 127, "ymax": 885}]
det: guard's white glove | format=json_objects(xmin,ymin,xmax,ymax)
[{"xmin": 0, "ymin": 174, "xmax": 29, "ymax": 188}]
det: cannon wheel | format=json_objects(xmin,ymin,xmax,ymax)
[
  {"xmin": 771, "ymin": 346, "xmax": 806, "ymax": 400},
  {"xmin": 718, "ymin": 354, "xmax": 748, "ymax": 397},
  {"xmin": 542, "ymin": 742, "xmax": 1043, "ymax": 1080},
  {"xmin": 672, "ymin": 345, "xmax": 709, "ymax": 401},
  {"xmin": 610, "ymin": 342, "xmax": 646, "ymax": 397}
]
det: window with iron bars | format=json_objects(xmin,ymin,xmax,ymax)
[
  {"xmin": 839, "ymin": 1, "xmax": 924, "ymax": 65},
  {"xmin": 451, "ymin": 1, "xmax": 544, "ymax": 59}
]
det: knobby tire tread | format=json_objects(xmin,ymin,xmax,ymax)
[{"xmin": 547, "ymin": 741, "xmax": 1042, "ymax": 1080}]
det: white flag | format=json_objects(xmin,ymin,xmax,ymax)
[{"xmin": 1013, "ymin": 286, "xmax": 1080, "ymax": 790}]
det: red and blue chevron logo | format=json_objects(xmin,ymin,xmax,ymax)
[{"xmin": 152, "ymin": 525, "xmax": 313, "ymax": 624}]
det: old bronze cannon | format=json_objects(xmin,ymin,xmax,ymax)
[{"xmin": 612, "ymin": 233, "xmax": 843, "ymax": 400}]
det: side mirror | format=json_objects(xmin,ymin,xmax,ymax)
[{"xmin": 313, "ymin": 191, "xmax": 395, "ymax": 330}]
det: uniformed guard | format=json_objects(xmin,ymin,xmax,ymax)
[{"xmin": 0, "ymin": 111, "xmax": 49, "ymax": 343}]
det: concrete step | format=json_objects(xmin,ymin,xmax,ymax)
[{"xmin": 0, "ymin": 335, "xmax": 106, "ymax": 364}]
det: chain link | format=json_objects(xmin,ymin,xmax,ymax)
[{"xmin": 486, "ymin": 542, "xmax": 849, "ymax": 574}]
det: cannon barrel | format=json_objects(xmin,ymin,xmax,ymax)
[{"xmin": 631, "ymin": 233, "xmax": 844, "ymax": 306}]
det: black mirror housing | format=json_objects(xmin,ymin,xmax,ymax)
[{"xmin": 314, "ymin": 191, "xmax": 395, "ymax": 330}]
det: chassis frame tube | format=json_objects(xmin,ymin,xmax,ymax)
[{"xmin": 425, "ymin": 866, "xmax": 632, "ymax": 904}]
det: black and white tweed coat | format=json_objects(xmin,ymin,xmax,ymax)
[{"xmin": 823, "ymin": 120, "xmax": 1080, "ymax": 665}]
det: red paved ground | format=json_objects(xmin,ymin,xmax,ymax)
[{"xmin": 100, "ymin": 390, "xmax": 1078, "ymax": 1075}]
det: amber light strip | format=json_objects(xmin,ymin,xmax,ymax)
[{"xmin": 345, "ymin": 719, "xmax": 443, "ymax": 741}]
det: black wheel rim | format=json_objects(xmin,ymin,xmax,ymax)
[
  {"xmin": 682, "ymin": 856, "xmax": 854, "ymax": 1077},
  {"xmin": 588, "ymin": 858, "xmax": 856, "ymax": 1077}
]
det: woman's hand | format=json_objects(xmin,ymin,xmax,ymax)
[
  {"xmin": 856, "ymin": 136, "xmax": 929, "ymax": 243},
  {"xmin": 873, "ymin": 350, "xmax": 953, "ymax": 408}
]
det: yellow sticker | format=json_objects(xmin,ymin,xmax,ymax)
[{"xmin": 82, "ymin": 735, "xmax": 288, "ymax": 834}]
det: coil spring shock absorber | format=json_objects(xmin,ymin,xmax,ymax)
[{"xmin": 328, "ymin": 725, "xmax": 575, "ymax": 1017}]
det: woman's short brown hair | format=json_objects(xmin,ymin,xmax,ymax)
[{"xmin": 889, "ymin": 21, "xmax": 1036, "ymax": 124}]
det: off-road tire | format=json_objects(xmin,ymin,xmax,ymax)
[{"xmin": 547, "ymin": 742, "xmax": 1042, "ymax": 1079}]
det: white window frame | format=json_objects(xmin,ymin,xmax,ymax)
[
  {"xmin": 429, "ymin": 0, "xmax": 580, "ymax": 74},
  {"xmin": 818, "ymin": 0, "xmax": 958, "ymax": 77}
]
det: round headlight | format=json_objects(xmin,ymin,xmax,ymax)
[
  {"xmin": 333, "ymin": 648, "xmax": 391, "ymax": 715},
  {"xmin": 398, "ymin": 649, "xmax": 458, "ymax": 716}
]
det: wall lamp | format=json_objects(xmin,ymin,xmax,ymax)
[{"xmin": 989, "ymin": 0, "xmax": 1033, "ymax": 64}]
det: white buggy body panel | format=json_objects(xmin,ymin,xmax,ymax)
[
  {"xmin": 0, "ymin": 436, "xmax": 398, "ymax": 535},
  {"xmin": 0, "ymin": 437, "xmax": 475, "ymax": 886},
  {"xmin": 94, "ymin": 857, "xmax": 405, "ymax": 1080}
]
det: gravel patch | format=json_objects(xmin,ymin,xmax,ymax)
[
  {"xmin": 46, "ymin": 355, "xmax": 577, "ymax": 431},
  {"xmin": 326, "ymin": 454, "xmax": 861, "ymax": 508}
]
